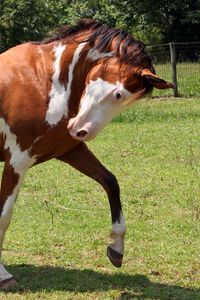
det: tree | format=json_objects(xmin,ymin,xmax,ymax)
[
  {"xmin": 0, "ymin": 0, "xmax": 200, "ymax": 53},
  {"xmin": 0, "ymin": 0, "xmax": 69, "ymax": 52}
]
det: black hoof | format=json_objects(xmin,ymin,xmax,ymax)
[
  {"xmin": 107, "ymin": 246, "xmax": 123, "ymax": 268},
  {"xmin": 0, "ymin": 277, "xmax": 18, "ymax": 291}
]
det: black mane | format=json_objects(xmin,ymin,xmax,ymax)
[{"xmin": 40, "ymin": 19, "xmax": 152, "ymax": 67}]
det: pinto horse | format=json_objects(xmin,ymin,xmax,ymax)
[{"xmin": 0, "ymin": 19, "xmax": 173, "ymax": 289}]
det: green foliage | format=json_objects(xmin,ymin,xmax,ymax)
[
  {"xmin": 0, "ymin": 1, "xmax": 200, "ymax": 52},
  {"xmin": 1, "ymin": 0, "xmax": 51, "ymax": 51}
]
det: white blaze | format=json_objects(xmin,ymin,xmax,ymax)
[
  {"xmin": 68, "ymin": 78, "xmax": 132, "ymax": 140},
  {"xmin": 78, "ymin": 78, "xmax": 128, "ymax": 120}
]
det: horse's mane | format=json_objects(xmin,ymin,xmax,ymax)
[{"xmin": 39, "ymin": 19, "xmax": 152, "ymax": 67}]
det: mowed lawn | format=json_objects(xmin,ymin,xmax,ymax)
[{"xmin": 2, "ymin": 98, "xmax": 200, "ymax": 299}]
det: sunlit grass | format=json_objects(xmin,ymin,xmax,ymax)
[
  {"xmin": 153, "ymin": 63, "xmax": 200, "ymax": 97},
  {"xmin": 1, "ymin": 98, "xmax": 200, "ymax": 299}
]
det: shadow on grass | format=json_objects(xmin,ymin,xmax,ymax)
[{"xmin": 5, "ymin": 264, "xmax": 200, "ymax": 299}]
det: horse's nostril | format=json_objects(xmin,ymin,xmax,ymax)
[{"xmin": 76, "ymin": 130, "xmax": 88, "ymax": 138}]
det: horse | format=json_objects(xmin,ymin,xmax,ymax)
[{"xmin": 0, "ymin": 19, "xmax": 173, "ymax": 290}]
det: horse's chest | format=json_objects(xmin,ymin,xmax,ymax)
[
  {"xmin": 0, "ymin": 115, "xmax": 76, "ymax": 166},
  {"xmin": 30, "ymin": 122, "xmax": 78, "ymax": 162}
]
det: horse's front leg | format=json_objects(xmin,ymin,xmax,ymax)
[
  {"xmin": 57, "ymin": 142, "xmax": 126, "ymax": 267},
  {"xmin": 0, "ymin": 159, "xmax": 28, "ymax": 290}
]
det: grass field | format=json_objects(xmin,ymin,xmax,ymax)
[
  {"xmin": 153, "ymin": 63, "xmax": 200, "ymax": 98},
  {"xmin": 1, "ymin": 98, "xmax": 200, "ymax": 299}
]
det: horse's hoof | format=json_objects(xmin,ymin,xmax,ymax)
[
  {"xmin": 0, "ymin": 277, "xmax": 18, "ymax": 291},
  {"xmin": 107, "ymin": 246, "xmax": 123, "ymax": 268}
]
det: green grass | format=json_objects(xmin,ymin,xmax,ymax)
[
  {"xmin": 1, "ymin": 98, "xmax": 200, "ymax": 299},
  {"xmin": 153, "ymin": 63, "xmax": 200, "ymax": 97}
]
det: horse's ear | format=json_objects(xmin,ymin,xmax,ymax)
[{"xmin": 141, "ymin": 69, "xmax": 174, "ymax": 89}]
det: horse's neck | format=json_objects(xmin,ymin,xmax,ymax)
[{"xmin": 43, "ymin": 40, "xmax": 89, "ymax": 119}]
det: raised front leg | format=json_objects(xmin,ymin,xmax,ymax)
[
  {"xmin": 0, "ymin": 159, "xmax": 29, "ymax": 290},
  {"xmin": 57, "ymin": 142, "xmax": 126, "ymax": 267}
]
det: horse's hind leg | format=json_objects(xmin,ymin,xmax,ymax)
[
  {"xmin": 0, "ymin": 160, "xmax": 28, "ymax": 290},
  {"xmin": 57, "ymin": 142, "xmax": 126, "ymax": 268}
]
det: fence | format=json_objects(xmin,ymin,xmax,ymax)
[{"xmin": 148, "ymin": 42, "xmax": 200, "ymax": 98}]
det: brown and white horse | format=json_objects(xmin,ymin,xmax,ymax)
[{"xmin": 0, "ymin": 19, "xmax": 173, "ymax": 289}]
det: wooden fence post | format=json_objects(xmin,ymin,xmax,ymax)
[{"xmin": 169, "ymin": 42, "xmax": 179, "ymax": 97}]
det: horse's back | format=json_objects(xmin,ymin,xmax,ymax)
[{"xmin": 0, "ymin": 43, "xmax": 36, "ymax": 101}]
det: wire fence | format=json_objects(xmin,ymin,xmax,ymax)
[{"xmin": 148, "ymin": 42, "xmax": 200, "ymax": 98}]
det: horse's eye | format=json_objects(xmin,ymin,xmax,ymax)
[{"xmin": 114, "ymin": 90, "xmax": 123, "ymax": 101}]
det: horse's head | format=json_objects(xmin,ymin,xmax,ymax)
[{"xmin": 67, "ymin": 23, "xmax": 173, "ymax": 141}]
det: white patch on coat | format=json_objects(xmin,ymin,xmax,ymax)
[
  {"xmin": 0, "ymin": 119, "xmax": 35, "ymax": 175},
  {"xmin": 0, "ymin": 118, "xmax": 36, "ymax": 216},
  {"xmin": 111, "ymin": 212, "xmax": 126, "ymax": 254},
  {"xmin": 45, "ymin": 44, "xmax": 66, "ymax": 125},
  {"xmin": 0, "ymin": 214, "xmax": 13, "ymax": 281},
  {"xmin": 87, "ymin": 49, "xmax": 113, "ymax": 61},
  {"xmin": 45, "ymin": 42, "xmax": 86, "ymax": 126},
  {"xmin": 1, "ymin": 174, "xmax": 25, "ymax": 217},
  {"xmin": 0, "ymin": 119, "xmax": 36, "ymax": 283},
  {"xmin": 0, "ymin": 169, "xmax": 26, "ymax": 283}
]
